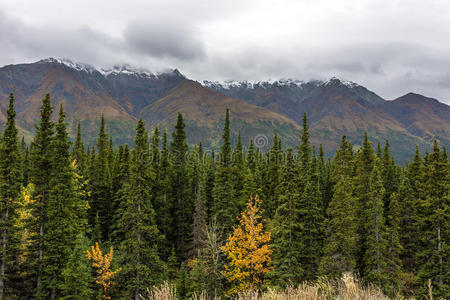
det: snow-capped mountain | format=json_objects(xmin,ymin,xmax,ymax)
[{"xmin": 0, "ymin": 58, "xmax": 449, "ymax": 163}]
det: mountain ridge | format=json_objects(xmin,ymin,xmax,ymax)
[{"xmin": 0, "ymin": 58, "xmax": 449, "ymax": 163}]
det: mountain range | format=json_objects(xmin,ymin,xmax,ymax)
[{"xmin": 0, "ymin": 58, "xmax": 449, "ymax": 164}]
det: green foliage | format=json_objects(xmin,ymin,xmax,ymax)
[
  {"xmin": 271, "ymin": 148, "xmax": 303, "ymax": 285},
  {"xmin": 0, "ymin": 100, "xmax": 447, "ymax": 299},
  {"xmin": 0, "ymin": 93, "xmax": 22, "ymax": 298},
  {"xmin": 60, "ymin": 233, "xmax": 93, "ymax": 299},
  {"xmin": 117, "ymin": 119, "xmax": 166, "ymax": 298},
  {"xmin": 40, "ymin": 106, "xmax": 82, "ymax": 299},
  {"xmin": 320, "ymin": 136, "xmax": 357, "ymax": 278},
  {"xmin": 28, "ymin": 93, "xmax": 55, "ymax": 297},
  {"xmin": 89, "ymin": 115, "xmax": 112, "ymax": 240}
]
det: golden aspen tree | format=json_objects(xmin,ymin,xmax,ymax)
[
  {"xmin": 221, "ymin": 195, "xmax": 272, "ymax": 294},
  {"xmin": 86, "ymin": 242, "xmax": 121, "ymax": 299}
]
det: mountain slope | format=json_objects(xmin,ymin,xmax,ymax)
[
  {"xmin": 206, "ymin": 78, "xmax": 434, "ymax": 162},
  {"xmin": 0, "ymin": 58, "xmax": 448, "ymax": 163},
  {"xmin": 0, "ymin": 59, "xmax": 136, "ymax": 142},
  {"xmin": 381, "ymin": 93, "xmax": 450, "ymax": 145},
  {"xmin": 0, "ymin": 58, "xmax": 185, "ymax": 144},
  {"xmin": 142, "ymin": 80, "xmax": 301, "ymax": 147}
]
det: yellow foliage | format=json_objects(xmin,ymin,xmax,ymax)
[
  {"xmin": 15, "ymin": 184, "xmax": 37, "ymax": 264},
  {"xmin": 86, "ymin": 242, "xmax": 121, "ymax": 299},
  {"xmin": 220, "ymin": 195, "xmax": 272, "ymax": 294},
  {"xmin": 72, "ymin": 159, "xmax": 90, "ymax": 231}
]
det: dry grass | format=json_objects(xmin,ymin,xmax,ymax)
[{"xmin": 141, "ymin": 273, "xmax": 394, "ymax": 299}]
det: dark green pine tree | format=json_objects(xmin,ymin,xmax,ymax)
[
  {"xmin": 170, "ymin": 113, "xmax": 193, "ymax": 259},
  {"xmin": 416, "ymin": 141, "xmax": 449, "ymax": 298},
  {"xmin": 298, "ymin": 112, "xmax": 311, "ymax": 173},
  {"xmin": 263, "ymin": 133, "xmax": 281, "ymax": 218},
  {"xmin": 232, "ymin": 132, "xmax": 245, "ymax": 211},
  {"xmin": 71, "ymin": 120, "xmax": 85, "ymax": 173},
  {"xmin": 28, "ymin": 93, "xmax": 55, "ymax": 295},
  {"xmin": 397, "ymin": 176, "xmax": 420, "ymax": 293},
  {"xmin": 117, "ymin": 119, "xmax": 165, "ymax": 299},
  {"xmin": 353, "ymin": 132, "xmax": 376, "ymax": 273},
  {"xmin": 0, "ymin": 93, "xmax": 22, "ymax": 299},
  {"xmin": 386, "ymin": 190, "xmax": 403, "ymax": 296},
  {"xmin": 246, "ymin": 139, "xmax": 256, "ymax": 173},
  {"xmin": 150, "ymin": 127, "xmax": 161, "ymax": 210},
  {"xmin": 212, "ymin": 109, "xmax": 237, "ymax": 233},
  {"xmin": 362, "ymin": 162, "xmax": 389, "ymax": 290},
  {"xmin": 190, "ymin": 177, "xmax": 207, "ymax": 258},
  {"xmin": 110, "ymin": 144, "xmax": 130, "ymax": 246},
  {"xmin": 203, "ymin": 151, "xmax": 215, "ymax": 223},
  {"xmin": 22, "ymin": 138, "xmax": 31, "ymax": 186},
  {"xmin": 39, "ymin": 105, "xmax": 81, "ymax": 299},
  {"xmin": 381, "ymin": 140, "xmax": 399, "ymax": 218},
  {"xmin": 155, "ymin": 130, "xmax": 173, "ymax": 260},
  {"xmin": 318, "ymin": 144, "xmax": 332, "ymax": 214},
  {"xmin": 240, "ymin": 167, "xmax": 261, "ymax": 208},
  {"xmin": 319, "ymin": 136, "xmax": 357, "ymax": 278},
  {"xmin": 89, "ymin": 115, "xmax": 112, "ymax": 240},
  {"xmin": 297, "ymin": 166, "xmax": 324, "ymax": 280},
  {"xmin": 271, "ymin": 148, "xmax": 303, "ymax": 286},
  {"xmin": 60, "ymin": 233, "xmax": 93, "ymax": 300}
]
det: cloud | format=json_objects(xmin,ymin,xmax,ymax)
[
  {"xmin": 123, "ymin": 18, "xmax": 206, "ymax": 61},
  {"xmin": 0, "ymin": 0, "xmax": 450, "ymax": 103}
]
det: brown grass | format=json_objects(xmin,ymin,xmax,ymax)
[{"xmin": 141, "ymin": 273, "xmax": 394, "ymax": 300}]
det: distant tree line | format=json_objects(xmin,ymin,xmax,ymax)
[{"xmin": 0, "ymin": 93, "xmax": 448, "ymax": 299}]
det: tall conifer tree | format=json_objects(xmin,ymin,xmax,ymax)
[
  {"xmin": 29, "ymin": 93, "xmax": 54, "ymax": 294},
  {"xmin": 170, "ymin": 113, "xmax": 192, "ymax": 258},
  {"xmin": 320, "ymin": 136, "xmax": 357, "ymax": 278},
  {"xmin": 0, "ymin": 93, "xmax": 22, "ymax": 299},
  {"xmin": 40, "ymin": 105, "xmax": 80, "ymax": 299},
  {"xmin": 117, "ymin": 119, "xmax": 165, "ymax": 299}
]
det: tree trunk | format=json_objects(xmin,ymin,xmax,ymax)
[
  {"xmin": 37, "ymin": 191, "xmax": 45, "ymax": 291},
  {"xmin": 0, "ymin": 207, "xmax": 9, "ymax": 300},
  {"xmin": 437, "ymin": 226, "xmax": 442, "ymax": 285}
]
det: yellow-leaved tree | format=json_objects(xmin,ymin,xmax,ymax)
[
  {"xmin": 86, "ymin": 242, "xmax": 121, "ymax": 299},
  {"xmin": 220, "ymin": 195, "xmax": 272, "ymax": 294}
]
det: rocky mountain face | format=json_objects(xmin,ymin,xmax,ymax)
[
  {"xmin": 207, "ymin": 78, "xmax": 450, "ymax": 162},
  {"xmin": 0, "ymin": 58, "xmax": 449, "ymax": 163}
]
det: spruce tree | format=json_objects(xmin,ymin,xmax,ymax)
[
  {"xmin": 212, "ymin": 109, "xmax": 237, "ymax": 233},
  {"xmin": 0, "ymin": 93, "xmax": 22, "ymax": 299},
  {"xmin": 416, "ymin": 141, "xmax": 449, "ymax": 298},
  {"xmin": 362, "ymin": 162, "xmax": 389, "ymax": 289},
  {"xmin": 246, "ymin": 139, "xmax": 256, "ymax": 173},
  {"xmin": 117, "ymin": 119, "xmax": 165, "ymax": 299},
  {"xmin": 110, "ymin": 144, "xmax": 130, "ymax": 246},
  {"xmin": 89, "ymin": 115, "xmax": 112, "ymax": 240},
  {"xmin": 397, "ymin": 176, "xmax": 420, "ymax": 287},
  {"xmin": 271, "ymin": 148, "xmax": 303, "ymax": 285},
  {"xmin": 232, "ymin": 132, "xmax": 245, "ymax": 211},
  {"xmin": 320, "ymin": 136, "xmax": 357, "ymax": 278},
  {"xmin": 263, "ymin": 133, "xmax": 281, "ymax": 217},
  {"xmin": 156, "ymin": 130, "xmax": 172, "ymax": 260},
  {"xmin": 386, "ymin": 190, "xmax": 403, "ymax": 295},
  {"xmin": 72, "ymin": 120, "xmax": 85, "ymax": 173},
  {"xmin": 191, "ymin": 180, "xmax": 207, "ymax": 257},
  {"xmin": 298, "ymin": 112, "xmax": 310, "ymax": 173},
  {"xmin": 40, "ymin": 105, "xmax": 81, "ymax": 299},
  {"xmin": 297, "ymin": 173, "xmax": 324, "ymax": 280},
  {"xmin": 29, "ymin": 93, "xmax": 55, "ymax": 294},
  {"xmin": 353, "ymin": 132, "xmax": 375, "ymax": 273},
  {"xmin": 170, "ymin": 113, "xmax": 192, "ymax": 259},
  {"xmin": 60, "ymin": 233, "xmax": 93, "ymax": 299}
]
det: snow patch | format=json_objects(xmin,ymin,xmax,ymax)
[
  {"xmin": 37, "ymin": 57, "xmax": 183, "ymax": 79},
  {"xmin": 203, "ymin": 78, "xmax": 323, "ymax": 90},
  {"xmin": 38, "ymin": 58, "xmax": 97, "ymax": 73}
]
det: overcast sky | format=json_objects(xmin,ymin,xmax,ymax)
[{"xmin": 1, "ymin": 0, "xmax": 450, "ymax": 103}]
